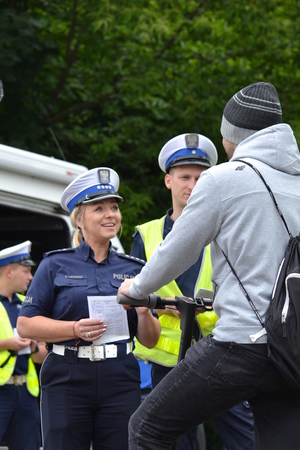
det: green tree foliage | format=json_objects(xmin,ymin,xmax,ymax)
[{"xmin": 1, "ymin": 0, "xmax": 300, "ymax": 251}]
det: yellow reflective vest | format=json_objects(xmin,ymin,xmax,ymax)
[
  {"xmin": 133, "ymin": 216, "xmax": 218, "ymax": 367},
  {"xmin": 0, "ymin": 297, "xmax": 39, "ymax": 397}
]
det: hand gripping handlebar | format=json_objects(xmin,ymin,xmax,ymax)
[{"xmin": 117, "ymin": 293, "xmax": 177, "ymax": 309}]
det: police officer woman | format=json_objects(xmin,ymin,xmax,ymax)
[{"xmin": 17, "ymin": 167, "xmax": 161, "ymax": 450}]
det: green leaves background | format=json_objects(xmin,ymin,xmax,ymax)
[{"xmin": 1, "ymin": 0, "xmax": 300, "ymax": 251}]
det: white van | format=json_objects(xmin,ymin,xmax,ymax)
[{"xmin": 0, "ymin": 143, "xmax": 124, "ymax": 264}]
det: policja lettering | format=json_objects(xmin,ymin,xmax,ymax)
[{"xmin": 113, "ymin": 273, "xmax": 135, "ymax": 280}]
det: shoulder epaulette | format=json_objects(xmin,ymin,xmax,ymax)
[
  {"xmin": 115, "ymin": 252, "xmax": 146, "ymax": 265},
  {"xmin": 44, "ymin": 247, "xmax": 75, "ymax": 257}
]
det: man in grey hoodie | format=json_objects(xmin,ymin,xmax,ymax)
[{"xmin": 118, "ymin": 82, "xmax": 300, "ymax": 450}]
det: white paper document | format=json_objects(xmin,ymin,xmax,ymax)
[
  {"xmin": 13, "ymin": 328, "xmax": 31, "ymax": 355},
  {"xmin": 87, "ymin": 295, "xmax": 130, "ymax": 344}
]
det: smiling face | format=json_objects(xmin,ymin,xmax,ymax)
[
  {"xmin": 76, "ymin": 198, "xmax": 122, "ymax": 246},
  {"xmin": 165, "ymin": 164, "xmax": 207, "ymax": 216}
]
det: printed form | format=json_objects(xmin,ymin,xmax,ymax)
[{"xmin": 87, "ymin": 296, "xmax": 129, "ymax": 344}]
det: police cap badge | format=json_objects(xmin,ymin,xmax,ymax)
[{"xmin": 60, "ymin": 167, "xmax": 123, "ymax": 213}]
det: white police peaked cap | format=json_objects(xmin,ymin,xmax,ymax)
[
  {"xmin": 158, "ymin": 133, "xmax": 218, "ymax": 173},
  {"xmin": 60, "ymin": 167, "xmax": 124, "ymax": 213},
  {"xmin": 0, "ymin": 240, "xmax": 36, "ymax": 267}
]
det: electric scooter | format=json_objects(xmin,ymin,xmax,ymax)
[
  {"xmin": 117, "ymin": 289, "xmax": 214, "ymax": 449},
  {"xmin": 117, "ymin": 288, "xmax": 213, "ymax": 363}
]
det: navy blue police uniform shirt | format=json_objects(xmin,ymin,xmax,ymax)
[
  {"xmin": 130, "ymin": 209, "xmax": 203, "ymax": 299},
  {"xmin": 1, "ymin": 293, "xmax": 29, "ymax": 374},
  {"xmin": 19, "ymin": 240, "xmax": 145, "ymax": 346}
]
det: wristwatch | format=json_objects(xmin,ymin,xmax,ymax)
[{"xmin": 31, "ymin": 343, "xmax": 39, "ymax": 354}]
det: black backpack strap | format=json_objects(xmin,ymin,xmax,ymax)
[
  {"xmin": 218, "ymin": 245, "xmax": 265, "ymax": 328},
  {"xmin": 217, "ymin": 158, "xmax": 292, "ymax": 339},
  {"xmin": 235, "ymin": 159, "xmax": 292, "ymax": 238}
]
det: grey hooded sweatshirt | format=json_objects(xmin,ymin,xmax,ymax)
[{"xmin": 129, "ymin": 124, "xmax": 300, "ymax": 343}]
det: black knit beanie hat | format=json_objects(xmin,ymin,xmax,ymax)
[{"xmin": 220, "ymin": 82, "xmax": 282, "ymax": 145}]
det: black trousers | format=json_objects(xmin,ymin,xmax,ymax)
[{"xmin": 40, "ymin": 349, "xmax": 141, "ymax": 450}]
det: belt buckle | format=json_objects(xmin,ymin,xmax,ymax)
[
  {"xmin": 89, "ymin": 344, "xmax": 105, "ymax": 361},
  {"xmin": 14, "ymin": 376, "xmax": 24, "ymax": 386}
]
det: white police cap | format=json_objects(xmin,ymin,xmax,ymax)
[
  {"xmin": 158, "ymin": 133, "xmax": 218, "ymax": 173},
  {"xmin": 60, "ymin": 167, "xmax": 124, "ymax": 213},
  {"xmin": 0, "ymin": 240, "xmax": 36, "ymax": 267}
]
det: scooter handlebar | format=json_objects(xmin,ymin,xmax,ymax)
[{"xmin": 117, "ymin": 293, "xmax": 161, "ymax": 309}]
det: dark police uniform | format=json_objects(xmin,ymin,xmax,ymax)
[
  {"xmin": 19, "ymin": 240, "xmax": 145, "ymax": 450},
  {"xmin": 131, "ymin": 209, "xmax": 254, "ymax": 450},
  {"xmin": 0, "ymin": 294, "xmax": 40, "ymax": 450}
]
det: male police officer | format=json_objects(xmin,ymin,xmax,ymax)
[
  {"xmin": 130, "ymin": 133, "xmax": 254, "ymax": 450},
  {"xmin": 0, "ymin": 241, "xmax": 45, "ymax": 450}
]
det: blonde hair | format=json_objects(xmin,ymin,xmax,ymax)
[
  {"xmin": 70, "ymin": 204, "xmax": 84, "ymax": 247},
  {"xmin": 70, "ymin": 201, "xmax": 123, "ymax": 247}
]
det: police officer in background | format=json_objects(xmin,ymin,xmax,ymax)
[
  {"xmin": 0, "ymin": 240, "xmax": 46, "ymax": 450},
  {"xmin": 17, "ymin": 167, "xmax": 161, "ymax": 450},
  {"xmin": 130, "ymin": 134, "xmax": 254, "ymax": 450}
]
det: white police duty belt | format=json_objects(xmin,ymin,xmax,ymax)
[{"xmin": 52, "ymin": 343, "xmax": 132, "ymax": 361}]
